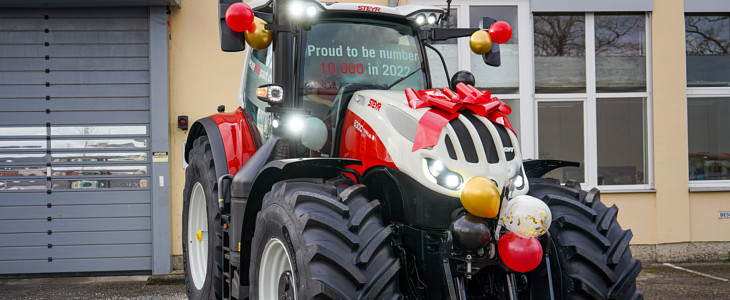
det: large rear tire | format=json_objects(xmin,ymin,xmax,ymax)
[
  {"xmin": 182, "ymin": 136, "xmax": 223, "ymax": 300},
  {"xmin": 528, "ymin": 179, "xmax": 643, "ymax": 300},
  {"xmin": 250, "ymin": 178, "xmax": 402, "ymax": 299}
]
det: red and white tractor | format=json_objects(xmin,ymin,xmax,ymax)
[{"xmin": 181, "ymin": 0, "xmax": 643, "ymax": 299}]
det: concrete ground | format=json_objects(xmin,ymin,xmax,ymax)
[{"xmin": 0, "ymin": 263, "xmax": 728, "ymax": 299}]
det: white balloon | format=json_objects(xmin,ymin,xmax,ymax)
[{"xmin": 501, "ymin": 195, "xmax": 552, "ymax": 238}]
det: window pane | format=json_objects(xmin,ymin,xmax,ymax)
[
  {"xmin": 0, "ymin": 126, "xmax": 45, "ymax": 136},
  {"xmin": 688, "ymin": 97, "xmax": 730, "ymax": 180},
  {"xmin": 470, "ymin": 6, "xmax": 518, "ymax": 94},
  {"xmin": 595, "ymin": 14, "xmax": 647, "ymax": 93},
  {"xmin": 538, "ymin": 101, "xmax": 584, "ymax": 182},
  {"xmin": 685, "ymin": 14, "xmax": 730, "ymax": 87},
  {"xmin": 52, "ymin": 152, "xmax": 148, "ymax": 162},
  {"xmin": 51, "ymin": 125, "xmax": 146, "ymax": 136},
  {"xmin": 51, "ymin": 139, "xmax": 147, "ymax": 149},
  {"xmin": 597, "ymin": 98, "xmax": 647, "ymax": 185},
  {"xmin": 0, "ymin": 179, "xmax": 46, "ymax": 191},
  {"xmin": 427, "ymin": 9, "xmax": 457, "ymax": 88},
  {"xmin": 51, "ymin": 178, "xmax": 148, "ymax": 189},
  {"xmin": 502, "ymin": 99, "xmax": 520, "ymax": 137},
  {"xmin": 534, "ymin": 14, "xmax": 586, "ymax": 93}
]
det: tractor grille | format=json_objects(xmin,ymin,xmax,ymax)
[{"xmin": 445, "ymin": 114, "xmax": 511, "ymax": 163}]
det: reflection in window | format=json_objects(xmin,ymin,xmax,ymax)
[
  {"xmin": 597, "ymin": 98, "xmax": 647, "ymax": 185},
  {"xmin": 0, "ymin": 140, "xmax": 46, "ymax": 150},
  {"xmin": 688, "ymin": 98, "xmax": 730, "ymax": 180},
  {"xmin": 0, "ymin": 179, "xmax": 46, "ymax": 191},
  {"xmin": 0, "ymin": 127, "xmax": 46, "ymax": 136},
  {"xmin": 52, "ymin": 152, "xmax": 148, "ymax": 162},
  {"xmin": 51, "ymin": 139, "xmax": 147, "ymax": 149},
  {"xmin": 685, "ymin": 14, "xmax": 730, "ymax": 87},
  {"xmin": 0, "ymin": 154, "xmax": 46, "ymax": 164},
  {"xmin": 52, "ymin": 178, "xmax": 148, "ymax": 189},
  {"xmin": 427, "ymin": 9, "xmax": 457, "ymax": 88},
  {"xmin": 470, "ymin": 6, "xmax": 518, "ymax": 94},
  {"xmin": 0, "ymin": 166, "xmax": 47, "ymax": 177},
  {"xmin": 595, "ymin": 14, "xmax": 646, "ymax": 92},
  {"xmin": 51, "ymin": 126, "xmax": 147, "ymax": 136},
  {"xmin": 538, "ymin": 101, "xmax": 584, "ymax": 182},
  {"xmin": 534, "ymin": 14, "xmax": 586, "ymax": 93},
  {"xmin": 52, "ymin": 166, "xmax": 147, "ymax": 176}
]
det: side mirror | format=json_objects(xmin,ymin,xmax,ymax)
[
  {"xmin": 450, "ymin": 70, "xmax": 476, "ymax": 91},
  {"xmin": 479, "ymin": 17, "xmax": 501, "ymax": 67},
  {"xmin": 219, "ymin": 0, "xmax": 245, "ymax": 52},
  {"xmin": 483, "ymin": 43, "xmax": 501, "ymax": 67}
]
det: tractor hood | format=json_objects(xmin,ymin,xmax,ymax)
[{"xmin": 344, "ymin": 89, "xmax": 529, "ymax": 201}]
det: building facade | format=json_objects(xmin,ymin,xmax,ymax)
[{"xmin": 0, "ymin": 0, "xmax": 728, "ymax": 275}]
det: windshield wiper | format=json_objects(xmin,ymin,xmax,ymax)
[{"xmin": 386, "ymin": 66, "xmax": 424, "ymax": 90}]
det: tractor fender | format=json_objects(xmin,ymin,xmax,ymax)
[
  {"xmin": 184, "ymin": 107, "xmax": 261, "ymax": 180},
  {"xmin": 522, "ymin": 159, "xmax": 580, "ymax": 179},
  {"xmin": 229, "ymin": 148, "xmax": 361, "ymax": 287}
]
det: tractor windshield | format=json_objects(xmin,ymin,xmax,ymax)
[{"xmin": 299, "ymin": 20, "xmax": 425, "ymax": 119}]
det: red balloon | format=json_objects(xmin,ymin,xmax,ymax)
[
  {"xmin": 498, "ymin": 232, "xmax": 542, "ymax": 273},
  {"xmin": 489, "ymin": 21, "xmax": 512, "ymax": 44},
  {"xmin": 225, "ymin": 2, "xmax": 254, "ymax": 33}
]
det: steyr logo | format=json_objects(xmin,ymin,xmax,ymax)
[
  {"xmin": 367, "ymin": 99, "xmax": 381, "ymax": 111},
  {"xmin": 357, "ymin": 5, "xmax": 380, "ymax": 12}
]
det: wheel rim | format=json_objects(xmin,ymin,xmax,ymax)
[
  {"xmin": 188, "ymin": 182, "xmax": 208, "ymax": 290},
  {"xmin": 260, "ymin": 238, "xmax": 297, "ymax": 300}
]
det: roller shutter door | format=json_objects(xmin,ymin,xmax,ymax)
[{"xmin": 0, "ymin": 7, "xmax": 153, "ymax": 274}]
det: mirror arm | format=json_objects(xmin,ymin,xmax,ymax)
[
  {"xmin": 423, "ymin": 28, "xmax": 481, "ymax": 42},
  {"xmin": 424, "ymin": 43, "xmax": 450, "ymax": 87}
]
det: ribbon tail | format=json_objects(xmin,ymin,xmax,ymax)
[
  {"xmin": 412, "ymin": 109, "xmax": 458, "ymax": 151},
  {"xmin": 488, "ymin": 112, "xmax": 516, "ymax": 135}
]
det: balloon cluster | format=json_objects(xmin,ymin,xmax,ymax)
[
  {"xmin": 469, "ymin": 21, "xmax": 512, "ymax": 55},
  {"xmin": 498, "ymin": 195, "xmax": 552, "ymax": 273},
  {"xmin": 225, "ymin": 3, "xmax": 273, "ymax": 50}
]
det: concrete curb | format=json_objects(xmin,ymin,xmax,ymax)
[{"xmin": 146, "ymin": 272, "xmax": 184, "ymax": 286}]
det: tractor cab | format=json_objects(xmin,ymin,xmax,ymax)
[{"xmin": 234, "ymin": 0, "xmax": 500, "ymax": 159}]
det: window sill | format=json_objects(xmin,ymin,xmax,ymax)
[
  {"xmin": 689, "ymin": 182, "xmax": 730, "ymax": 192},
  {"xmin": 597, "ymin": 188, "xmax": 656, "ymax": 194}
]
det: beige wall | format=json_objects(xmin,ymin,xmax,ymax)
[
  {"xmin": 650, "ymin": 0, "xmax": 691, "ymax": 244},
  {"xmin": 690, "ymin": 193, "xmax": 730, "ymax": 242},
  {"xmin": 602, "ymin": 193, "xmax": 657, "ymax": 244},
  {"xmin": 168, "ymin": 0, "xmax": 245, "ymax": 255}
]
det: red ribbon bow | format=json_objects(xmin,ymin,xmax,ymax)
[{"xmin": 405, "ymin": 83, "xmax": 514, "ymax": 151}]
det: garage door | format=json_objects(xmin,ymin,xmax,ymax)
[{"xmin": 0, "ymin": 8, "xmax": 154, "ymax": 274}]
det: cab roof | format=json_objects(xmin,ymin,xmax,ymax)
[{"xmin": 247, "ymin": 0, "xmax": 443, "ymax": 18}]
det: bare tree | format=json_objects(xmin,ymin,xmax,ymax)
[
  {"xmin": 685, "ymin": 15, "xmax": 730, "ymax": 55},
  {"xmin": 534, "ymin": 14, "xmax": 585, "ymax": 56},
  {"xmin": 595, "ymin": 15, "xmax": 644, "ymax": 56}
]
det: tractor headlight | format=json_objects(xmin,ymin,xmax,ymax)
[
  {"xmin": 425, "ymin": 158, "xmax": 463, "ymax": 190},
  {"xmin": 415, "ymin": 14, "xmax": 426, "ymax": 25},
  {"xmin": 512, "ymin": 170, "xmax": 525, "ymax": 190},
  {"xmin": 290, "ymin": 1, "xmax": 322, "ymax": 19}
]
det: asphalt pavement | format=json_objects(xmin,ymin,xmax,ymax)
[{"xmin": 0, "ymin": 263, "xmax": 728, "ymax": 299}]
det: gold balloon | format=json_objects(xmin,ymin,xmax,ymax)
[
  {"xmin": 460, "ymin": 176, "xmax": 501, "ymax": 218},
  {"xmin": 469, "ymin": 30, "xmax": 493, "ymax": 55},
  {"xmin": 244, "ymin": 17, "xmax": 273, "ymax": 50}
]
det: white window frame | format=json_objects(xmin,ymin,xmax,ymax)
[
  {"xmin": 687, "ymin": 89, "xmax": 730, "ymax": 191},
  {"xmin": 533, "ymin": 12, "xmax": 654, "ymax": 192}
]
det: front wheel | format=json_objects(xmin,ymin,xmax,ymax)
[
  {"xmin": 182, "ymin": 136, "xmax": 223, "ymax": 300},
  {"xmin": 528, "ymin": 179, "xmax": 643, "ymax": 300},
  {"xmin": 249, "ymin": 178, "xmax": 402, "ymax": 299}
]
